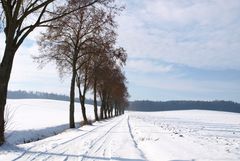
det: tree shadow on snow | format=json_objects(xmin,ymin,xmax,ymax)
[
  {"xmin": 6, "ymin": 122, "xmax": 82, "ymax": 145},
  {"xmin": 170, "ymin": 159, "xmax": 195, "ymax": 161},
  {"xmin": 1, "ymin": 144, "xmax": 144, "ymax": 161}
]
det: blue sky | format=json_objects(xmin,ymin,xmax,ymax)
[
  {"xmin": 1, "ymin": 0, "xmax": 240, "ymax": 102},
  {"xmin": 117, "ymin": 0, "xmax": 240, "ymax": 102}
]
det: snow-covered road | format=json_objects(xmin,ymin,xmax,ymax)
[
  {"xmin": 1, "ymin": 115, "xmax": 146, "ymax": 161},
  {"xmin": 1, "ymin": 107, "xmax": 240, "ymax": 161}
]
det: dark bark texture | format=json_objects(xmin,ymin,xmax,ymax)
[
  {"xmin": 93, "ymin": 78, "xmax": 99, "ymax": 121},
  {"xmin": 69, "ymin": 69, "xmax": 77, "ymax": 128},
  {"xmin": 0, "ymin": 43, "xmax": 17, "ymax": 145}
]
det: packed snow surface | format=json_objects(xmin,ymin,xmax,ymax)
[
  {"xmin": 4, "ymin": 99, "xmax": 96, "ymax": 144},
  {"xmin": 1, "ymin": 99, "xmax": 240, "ymax": 161}
]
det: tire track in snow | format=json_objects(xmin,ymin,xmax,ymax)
[
  {"xmin": 43, "ymin": 117, "xmax": 124, "ymax": 161},
  {"xmin": 12, "ymin": 115, "xmax": 146, "ymax": 161},
  {"xmin": 127, "ymin": 115, "xmax": 148, "ymax": 161},
  {"xmin": 12, "ymin": 116, "xmax": 124, "ymax": 161},
  {"xmin": 80, "ymin": 115, "xmax": 126, "ymax": 161},
  {"xmin": 81, "ymin": 114, "xmax": 147, "ymax": 161}
]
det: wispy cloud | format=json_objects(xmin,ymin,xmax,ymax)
[
  {"xmin": 117, "ymin": 0, "xmax": 240, "ymax": 101},
  {"xmin": 1, "ymin": 0, "xmax": 240, "ymax": 102},
  {"xmin": 142, "ymin": 0, "xmax": 239, "ymax": 26},
  {"xmin": 118, "ymin": 0, "xmax": 240, "ymax": 70},
  {"xmin": 0, "ymin": 34, "xmax": 70, "ymax": 95},
  {"xmin": 127, "ymin": 60, "xmax": 173, "ymax": 73}
]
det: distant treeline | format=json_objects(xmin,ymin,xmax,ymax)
[
  {"xmin": 128, "ymin": 100, "xmax": 240, "ymax": 113},
  {"xmin": 7, "ymin": 90, "xmax": 97, "ymax": 105}
]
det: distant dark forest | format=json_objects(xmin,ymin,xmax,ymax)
[
  {"xmin": 8, "ymin": 90, "xmax": 240, "ymax": 113},
  {"xmin": 128, "ymin": 100, "xmax": 240, "ymax": 113},
  {"xmin": 7, "ymin": 90, "xmax": 96, "ymax": 105}
]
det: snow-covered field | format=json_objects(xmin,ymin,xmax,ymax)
[
  {"xmin": 1, "ymin": 99, "xmax": 240, "ymax": 161},
  {"xmin": 4, "ymin": 99, "xmax": 96, "ymax": 144},
  {"xmin": 129, "ymin": 110, "xmax": 240, "ymax": 161}
]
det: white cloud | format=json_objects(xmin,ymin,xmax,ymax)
[
  {"xmin": 116, "ymin": 0, "xmax": 240, "ymax": 101},
  {"xmin": 142, "ymin": 0, "xmax": 239, "ymax": 26},
  {"xmin": 28, "ymin": 27, "xmax": 46, "ymax": 42},
  {"xmin": 0, "ymin": 33, "xmax": 70, "ymax": 95},
  {"xmin": 127, "ymin": 60, "xmax": 172, "ymax": 73},
  {"xmin": 118, "ymin": 0, "xmax": 240, "ymax": 70},
  {"xmin": 12, "ymin": 45, "xmax": 71, "ymax": 95},
  {"xmin": 129, "ymin": 72, "xmax": 240, "ymax": 94},
  {"xmin": 1, "ymin": 0, "xmax": 240, "ymax": 102}
]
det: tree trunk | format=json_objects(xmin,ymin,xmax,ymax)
[
  {"xmin": 79, "ymin": 94, "xmax": 88, "ymax": 124},
  {"xmin": 108, "ymin": 109, "xmax": 111, "ymax": 118},
  {"xmin": 69, "ymin": 69, "xmax": 76, "ymax": 128},
  {"xmin": 100, "ymin": 92, "xmax": 105, "ymax": 120},
  {"xmin": 104, "ymin": 107, "xmax": 108, "ymax": 119},
  {"xmin": 107, "ymin": 103, "xmax": 111, "ymax": 118},
  {"xmin": 93, "ymin": 78, "xmax": 99, "ymax": 121},
  {"xmin": 114, "ymin": 105, "xmax": 117, "ymax": 116},
  {"xmin": 100, "ymin": 98, "xmax": 105, "ymax": 120},
  {"xmin": 80, "ymin": 102, "xmax": 88, "ymax": 124},
  {"xmin": 100, "ymin": 103, "xmax": 104, "ymax": 120},
  {"xmin": 0, "ymin": 45, "xmax": 16, "ymax": 145},
  {"xmin": 0, "ymin": 85, "xmax": 7, "ymax": 145},
  {"xmin": 76, "ymin": 71, "xmax": 88, "ymax": 124},
  {"xmin": 116, "ymin": 106, "xmax": 119, "ymax": 116}
]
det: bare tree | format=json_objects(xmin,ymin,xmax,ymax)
[
  {"xmin": 89, "ymin": 53, "xmax": 111, "ymax": 121},
  {"xmin": 35, "ymin": 1, "xmax": 119, "ymax": 127},
  {"xmin": 0, "ymin": 0, "xmax": 102, "ymax": 145},
  {"xmin": 76, "ymin": 57, "xmax": 91, "ymax": 124},
  {"xmin": 75, "ymin": 3, "xmax": 123, "ymax": 123},
  {"xmin": 78, "ymin": 28, "xmax": 117, "ymax": 122},
  {"xmin": 96, "ymin": 49, "xmax": 127, "ymax": 120},
  {"xmin": 112, "ymin": 74, "xmax": 129, "ymax": 116}
]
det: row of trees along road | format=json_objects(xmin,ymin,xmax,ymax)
[{"xmin": 0, "ymin": 0, "xmax": 128, "ymax": 145}]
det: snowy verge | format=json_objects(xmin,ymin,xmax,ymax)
[{"xmin": 5, "ymin": 99, "xmax": 96, "ymax": 145}]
